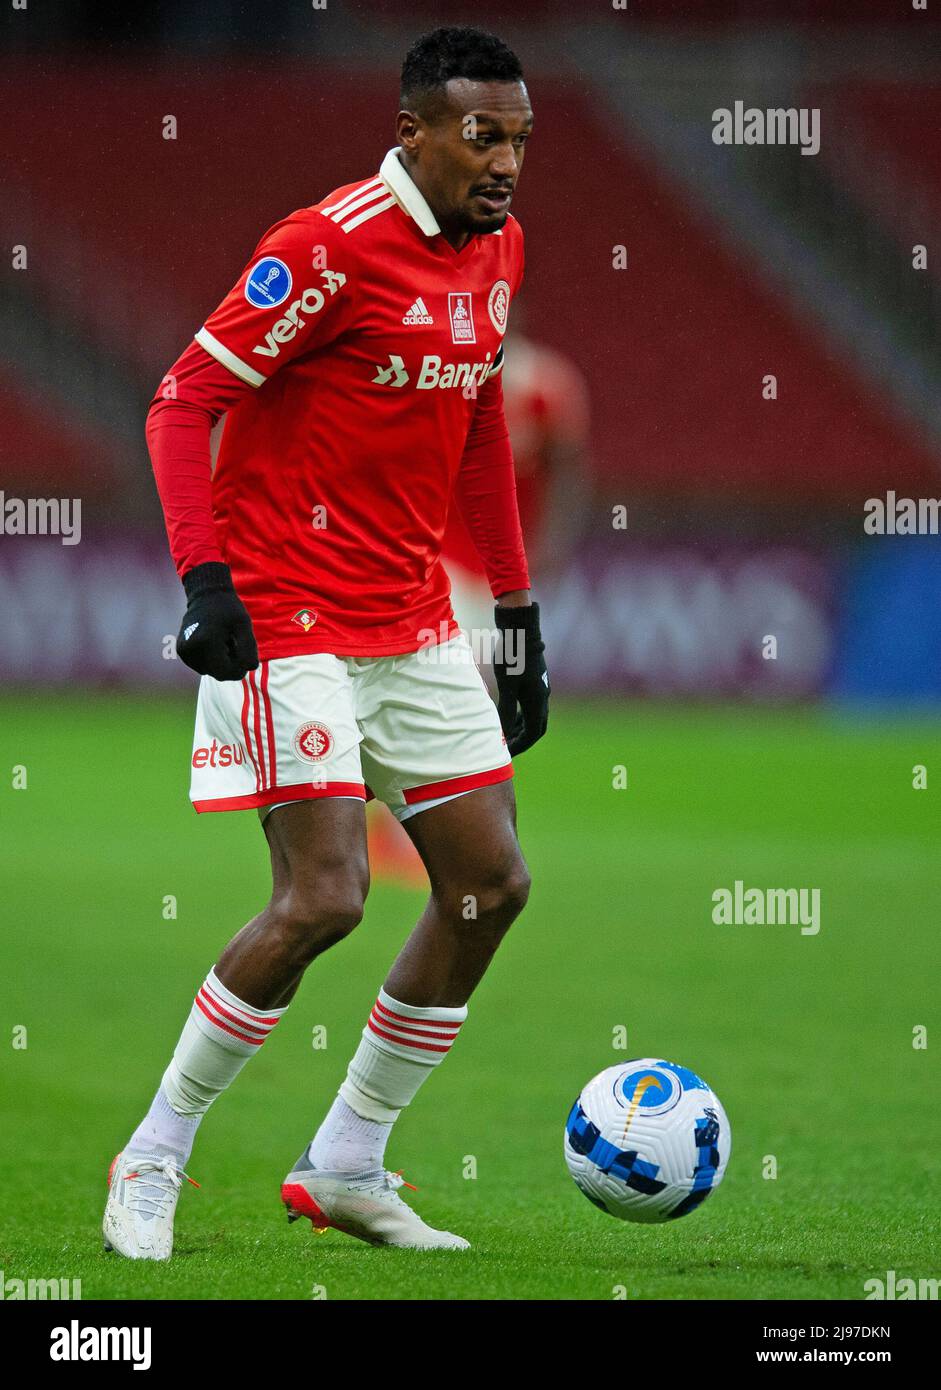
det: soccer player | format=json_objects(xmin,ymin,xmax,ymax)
[{"xmin": 103, "ymin": 27, "xmax": 548, "ymax": 1258}]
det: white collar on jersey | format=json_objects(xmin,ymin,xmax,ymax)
[{"xmin": 379, "ymin": 147, "xmax": 441, "ymax": 237}]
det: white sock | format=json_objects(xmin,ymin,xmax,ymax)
[
  {"xmin": 307, "ymin": 1096, "xmax": 393, "ymax": 1173},
  {"xmin": 309, "ymin": 988, "xmax": 467, "ymax": 1172},
  {"xmin": 126, "ymin": 1085, "xmax": 201, "ymax": 1166},
  {"xmin": 127, "ymin": 969, "xmax": 288, "ymax": 1160}
]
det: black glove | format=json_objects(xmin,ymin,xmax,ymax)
[
  {"xmin": 493, "ymin": 601, "xmax": 550, "ymax": 756},
  {"xmin": 177, "ymin": 562, "xmax": 259, "ymax": 681}
]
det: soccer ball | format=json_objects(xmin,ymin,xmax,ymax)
[{"xmin": 564, "ymin": 1059, "xmax": 731, "ymax": 1223}]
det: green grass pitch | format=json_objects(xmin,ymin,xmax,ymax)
[{"xmin": 1, "ymin": 694, "xmax": 938, "ymax": 1301}]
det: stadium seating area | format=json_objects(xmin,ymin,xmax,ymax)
[
  {"xmin": 814, "ymin": 79, "xmax": 941, "ymax": 274},
  {"xmin": 3, "ymin": 58, "xmax": 940, "ymax": 502},
  {"xmin": 0, "ymin": 368, "xmax": 124, "ymax": 495}
]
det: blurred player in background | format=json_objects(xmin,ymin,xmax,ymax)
[
  {"xmin": 370, "ymin": 306, "xmax": 591, "ymax": 885},
  {"xmin": 104, "ymin": 26, "xmax": 550, "ymax": 1260},
  {"xmin": 445, "ymin": 301, "xmax": 593, "ymax": 630}
]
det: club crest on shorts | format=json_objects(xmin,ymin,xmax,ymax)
[
  {"xmin": 291, "ymin": 608, "xmax": 317, "ymax": 632},
  {"xmin": 487, "ymin": 279, "xmax": 510, "ymax": 334},
  {"xmin": 293, "ymin": 721, "xmax": 333, "ymax": 762}
]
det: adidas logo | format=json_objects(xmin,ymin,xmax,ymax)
[{"xmin": 402, "ymin": 297, "xmax": 434, "ymax": 326}]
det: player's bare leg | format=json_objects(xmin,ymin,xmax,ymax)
[
  {"xmin": 387, "ymin": 781, "xmax": 529, "ymax": 1005},
  {"xmin": 104, "ymin": 799, "xmax": 368, "ymax": 1260},
  {"xmin": 287, "ymin": 782, "xmax": 529, "ymax": 1248},
  {"xmin": 215, "ymin": 798, "xmax": 370, "ymax": 1008}
]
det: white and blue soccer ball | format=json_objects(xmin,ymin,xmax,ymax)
[{"xmin": 564, "ymin": 1059, "xmax": 731, "ymax": 1223}]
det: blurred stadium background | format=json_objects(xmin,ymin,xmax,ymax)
[
  {"xmin": 3, "ymin": 0, "xmax": 941, "ymax": 700},
  {"xmin": 2, "ymin": 1, "xmax": 940, "ymax": 1301}
]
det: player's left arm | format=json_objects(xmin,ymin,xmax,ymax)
[{"xmin": 454, "ymin": 365, "xmax": 549, "ymax": 756}]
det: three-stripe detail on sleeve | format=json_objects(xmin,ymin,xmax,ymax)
[{"xmin": 320, "ymin": 177, "xmax": 396, "ymax": 234}]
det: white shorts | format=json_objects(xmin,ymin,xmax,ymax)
[{"xmin": 189, "ymin": 633, "xmax": 512, "ymax": 819}]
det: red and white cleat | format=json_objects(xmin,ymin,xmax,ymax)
[
  {"xmin": 281, "ymin": 1149, "xmax": 469, "ymax": 1250},
  {"xmin": 102, "ymin": 1151, "xmax": 199, "ymax": 1261}
]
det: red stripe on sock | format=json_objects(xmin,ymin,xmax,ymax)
[
  {"xmin": 369, "ymin": 1008, "xmax": 461, "ymax": 1044},
  {"xmin": 373, "ymin": 998, "xmax": 463, "ymax": 1036},
  {"xmin": 197, "ymin": 987, "xmax": 281, "ymax": 1046},
  {"xmin": 194, "ymin": 994, "xmax": 268, "ymax": 1047},
  {"xmin": 367, "ymin": 1017, "xmax": 452, "ymax": 1054},
  {"xmin": 203, "ymin": 980, "xmax": 280, "ymax": 1028},
  {"xmin": 197, "ymin": 989, "xmax": 274, "ymax": 1041}
]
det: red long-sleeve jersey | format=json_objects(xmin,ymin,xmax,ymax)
[{"xmin": 147, "ymin": 147, "xmax": 530, "ymax": 659}]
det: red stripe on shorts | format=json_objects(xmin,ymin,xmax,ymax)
[
  {"xmin": 193, "ymin": 781, "xmax": 367, "ymax": 813},
  {"xmin": 261, "ymin": 661, "xmax": 277, "ymax": 790},
  {"xmin": 240, "ymin": 678, "xmax": 262, "ymax": 793},
  {"xmin": 402, "ymin": 763, "xmax": 513, "ymax": 805},
  {"xmin": 248, "ymin": 668, "xmax": 266, "ymax": 790}
]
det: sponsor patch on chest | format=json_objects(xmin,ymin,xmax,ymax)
[{"xmin": 448, "ymin": 292, "xmax": 476, "ymax": 345}]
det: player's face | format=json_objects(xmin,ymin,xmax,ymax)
[{"xmin": 399, "ymin": 79, "xmax": 534, "ymax": 243}]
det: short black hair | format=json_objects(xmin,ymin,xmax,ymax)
[{"xmin": 400, "ymin": 26, "xmax": 524, "ymax": 116}]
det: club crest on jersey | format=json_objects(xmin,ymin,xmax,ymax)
[
  {"xmin": 293, "ymin": 721, "xmax": 333, "ymax": 763},
  {"xmin": 488, "ymin": 279, "xmax": 510, "ymax": 335},
  {"xmin": 245, "ymin": 257, "xmax": 293, "ymax": 308},
  {"xmin": 291, "ymin": 609, "xmax": 318, "ymax": 632},
  {"xmin": 448, "ymin": 292, "xmax": 476, "ymax": 345}
]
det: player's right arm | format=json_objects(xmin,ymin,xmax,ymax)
[
  {"xmin": 146, "ymin": 213, "xmax": 356, "ymax": 680},
  {"xmin": 148, "ymin": 343, "xmax": 259, "ymax": 680}
]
